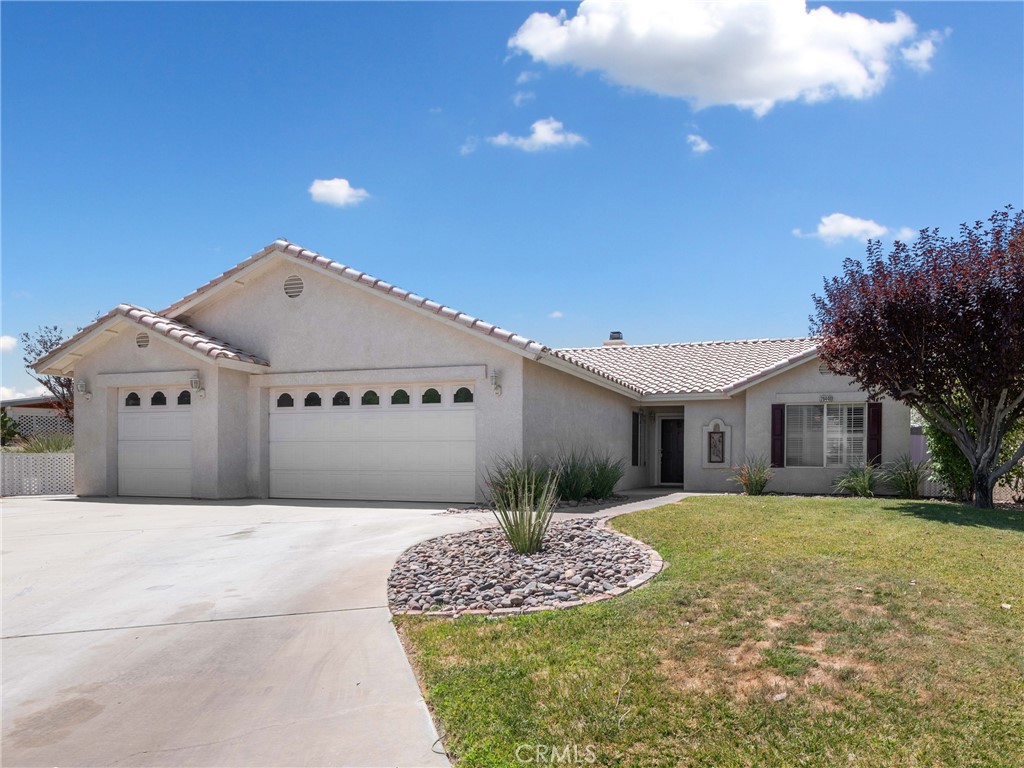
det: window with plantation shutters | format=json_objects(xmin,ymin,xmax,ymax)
[
  {"xmin": 784, "ymin": 403, "xmax": 867, "ymax": 467},
  {"xmin": 786, "ymin": 405, "xmax": 824, "ymax": 467},
  {"xmin": 825, "ymin": 404, "xmax": 865, "ymax": 466}
]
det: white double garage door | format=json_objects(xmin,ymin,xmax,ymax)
[
  {"xmin": 269, "ymin": 384, "xmax": 477, "ymax": 502},
  {"xmin": 117, "ymin": 384, "xmax": 477, "ymax": 502}
]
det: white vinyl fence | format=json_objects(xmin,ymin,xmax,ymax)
[{"xmin": 1, "ymin": 453, "xmax": 74, "ymax": 496}]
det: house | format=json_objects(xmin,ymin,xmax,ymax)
[
  {"xmin": 0, "ymin": 395, "xmax": 73, "ymax": 438},
  {"xmin": 33, "ymin": 240, "xmax": 910, "ymax": 501}
]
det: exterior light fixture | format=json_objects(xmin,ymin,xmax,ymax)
[
  {"xmin": 490, "ymin": 370, "xmax": 502, "ymax": 397},
  {"xmin": 75, "ymin": 378, "xmax": 92, "ymax": 402},
  {"xmin": 189, "ymin": 374, "xmax": 206, "ymax": 399}
]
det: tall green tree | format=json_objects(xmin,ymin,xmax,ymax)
[{"xmin": 812, "ymin": 207, "xmax": 1024, "ymax": 509}]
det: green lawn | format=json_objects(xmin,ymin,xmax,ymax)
[{"xmin": 398, "ymin": 497, "xmax": 1024, "ymax": 767}]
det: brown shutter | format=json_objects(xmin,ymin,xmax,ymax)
[
  {"xmin": 867, "ymin": 402, "xmax": 883, "ymax": 465},
  {"xmin": 771, "ymin": 404, "xmax": 785, "ymax": 467}
]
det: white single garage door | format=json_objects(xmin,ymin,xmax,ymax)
[
  {"xmin": 118, "ymin": 387, "xmax": 193, "ymax": 497},
  {"xmin": 269, "ymin": 384, "xmax": 476, "ymax": 502}
]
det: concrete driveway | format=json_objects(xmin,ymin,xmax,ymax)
[{"xmin": 2, "ymin": 495, "xmax": 482, "ymax": 767}]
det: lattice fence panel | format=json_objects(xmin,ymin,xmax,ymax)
[
  {"xmin": 12, "ymin": 413, "xmax": 74, "ymax": 437},
  {"xmin": 1, "ymin": 453, "xmax": 75, "ymax": 496}
]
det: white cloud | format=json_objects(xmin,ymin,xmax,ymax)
[
  {"xmin": 1, "ymin": 384, "xmax": 47, "ymax": 401},
  {"xmin": 488, "ymin": 117, "xmax": 587, "ymax": 152},
  {"xmin": 309, "ymin": 178, "xmax": 370, "ymax": 208},
  {"xmin": 512, "ymin": 90, "xmax": 535, "ymax": 107},
  {"xmin": 516, "ymin": 71, "xmax": 540, "ymax": 85},
  {"xmin": 548, "ymin": 310, "xmax": 564, "ymax": 319},
  {"xmin": 901, "ymin": 29, "xmax": 947, "ymax": 72},
  {"xmin": 509, "ymin": 1, "xmax": 939, "ymax": 116},
  {"xmin": 0, "ymin": 335, "xmax": 17, "ymax": 353},
  {"xmin": 793, "ymin": 213, "xmax": 916, "ymax": 244},
  {"xmin": 460, "ymin": 137, "xmax": 479, "ymax": 156},
  {"xmin": 686, "ymin": 134, "xmax": 712, "ymax": 154}
]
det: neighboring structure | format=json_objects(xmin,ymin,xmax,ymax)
[
  {"xmin": 0, "ymin": 395, "xmax": 73, "ymax": 438},
  {"xmin": 34, "ymin": 240, "xmax": 910, "ymax": 501}
]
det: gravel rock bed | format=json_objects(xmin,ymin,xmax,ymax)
[{"xmin": 388, "ymin": 518, "xmax": 656, "ymax": 615}]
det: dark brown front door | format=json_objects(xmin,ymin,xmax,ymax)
[{"xmin": 660, "ymin": 418, "xmax": 685, "ymax": 484}]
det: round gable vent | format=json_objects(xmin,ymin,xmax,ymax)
[
  {"xmin": 136, "ymin": 332, "xmax": 150, "ymax": 348},
  {"xmin": 818, "ymin": 363, "xmax": 830, "ymax": 375},
  {"xmin": 283, "ymin": 274, "xmax": 304, "ymax": 298}
]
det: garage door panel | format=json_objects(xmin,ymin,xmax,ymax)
[
  {"xmin": 382, "ymin": 413, "xmax": 417, "ymax": 440},
  {"xmin": 118, "ymin": 414, "xmax": 150, "ymax": 440},
  {"xmin": 448, "ymin": 411, "xmax": 475, "ymax": 439},
  {"xmin": 448, "ymin": 441, "xmax": 477, "ymax": 468},
  {"xmin": 324, "ymin": 442, "xmax": 360, "ymax": 469},
  {"xmin": 119, "ymin": 469, "xmax": 192, "ymax": 498},
  {"xmin": 118, "ymin": 400, "xmax": 192, "ymax": 498},
  {"xmin": 270, "ymin": 390, "xmax": 476, "ymax": 502},
  {"xmin": 417, "ymin": 442, "xmax": 452, "ymax": 472},
  {"xmin": 384, "ymin": 443, "xmax": 420, "ymax": 471},
  {"xmin": 355, "ymin": 415, "xmax": 384, "ymax": 440}
]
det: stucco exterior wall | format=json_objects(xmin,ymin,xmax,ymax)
[
  {"xmin": 188, "ymin": 257, "xmax": 527, "ymax": 500},
  {"xmin": 679, "ymin": 398, "xmax": 747, "ymax": 492},
  {"xmin": 69, "ymin": 327, "xmax": 234, "ymax": 497},
  {"xmin": 743, "ymin": 358, "xmax": 911, "ymax": 494},
  {"xmin": 215, "ymin": 368, "xmax": 250, "ymax": 499},
  {"xmin": 521, "ymin": 361, "xmax": 644, "ymax": 490}
]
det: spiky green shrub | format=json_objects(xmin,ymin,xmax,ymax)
[
  {"xmin": 729, "ymin": 455, "xmax": 774, "ymax": 496},
  {"xmin": 587, "ymin": 453, "xmax": 625, "ymax": 500},
  {"xmin": 833, "ymin": 464, "xmax": 878, "ymax": 497},
  {"xmin": 19, "ymin": 432, "xmax": 74, "ymax": 453},
  {"xmin": 485, "ymin": 454, "xmax": 553, "ymax": 509},
  {"xmin": 556, "ymin": 448, "xmax": 592, "ymax": 503},
  {"xmin": 880, "ymin": 454, "xmax": 930, "ymax": 499},
  {"xmin": 486, "ymin": 455, "xmax": 560, "ymax": 554}
]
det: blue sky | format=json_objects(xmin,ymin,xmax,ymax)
[{"xmin": 2, "ymin": 1, "xmax": 1021, "ymax": 398}]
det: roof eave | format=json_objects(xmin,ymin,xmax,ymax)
[
  {"xmin": 639, "ymin": 391, "xmax": 733, "ymax": 402},
  {"xmin": 537, "ymin": 352, "xmax": 643, "ymax": 399},
  {"xmin": 721, "ymin": 347, "xmax": 820, "ymax": 395},
  {"xmin": 33, "ymin": 311, "xmax": 270, "ymax": 377}
]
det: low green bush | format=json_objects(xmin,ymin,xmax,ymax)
[
  {"xmin": 833, "ymin": 464, "xmax": 878, "ymax": 497},
  {"xmin": 485, "ymin": 454, "xmax": 560, "ymax": 554},
  {"xmin": 729, "ymin": 455, "xmax": 773, "ymax": 496},
  {"xmin": 880, "ymin": 454, "xmax": 930, "ymax": 499},
  {"xmin": 19, "ymin": 433, "xmax": 74, "ymax": 453}
]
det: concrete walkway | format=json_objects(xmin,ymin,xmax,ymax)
[{"xmin": 1, "ymin": 496, "xmax": 483, "ymax": 767}]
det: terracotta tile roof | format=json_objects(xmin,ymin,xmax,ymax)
[
  {"xmin": 555, "ymin": 338, "xmax": 819, "ymax": 395},
  {"xmin": 33, "ymin": 304, "xmax": 270, "ymax": 371},
  {"xmin": 161, "ymin": 239, "xmax": 552, "ymax": 357}
]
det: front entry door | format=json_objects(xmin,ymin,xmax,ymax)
[{"xmin": 660, "ymin": 418, "xmax": 685, "ymax": 484}]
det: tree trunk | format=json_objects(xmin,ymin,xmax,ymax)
[{"xmin": 973, "ymin": 468, "xmax": 995, "ymax": 509}]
